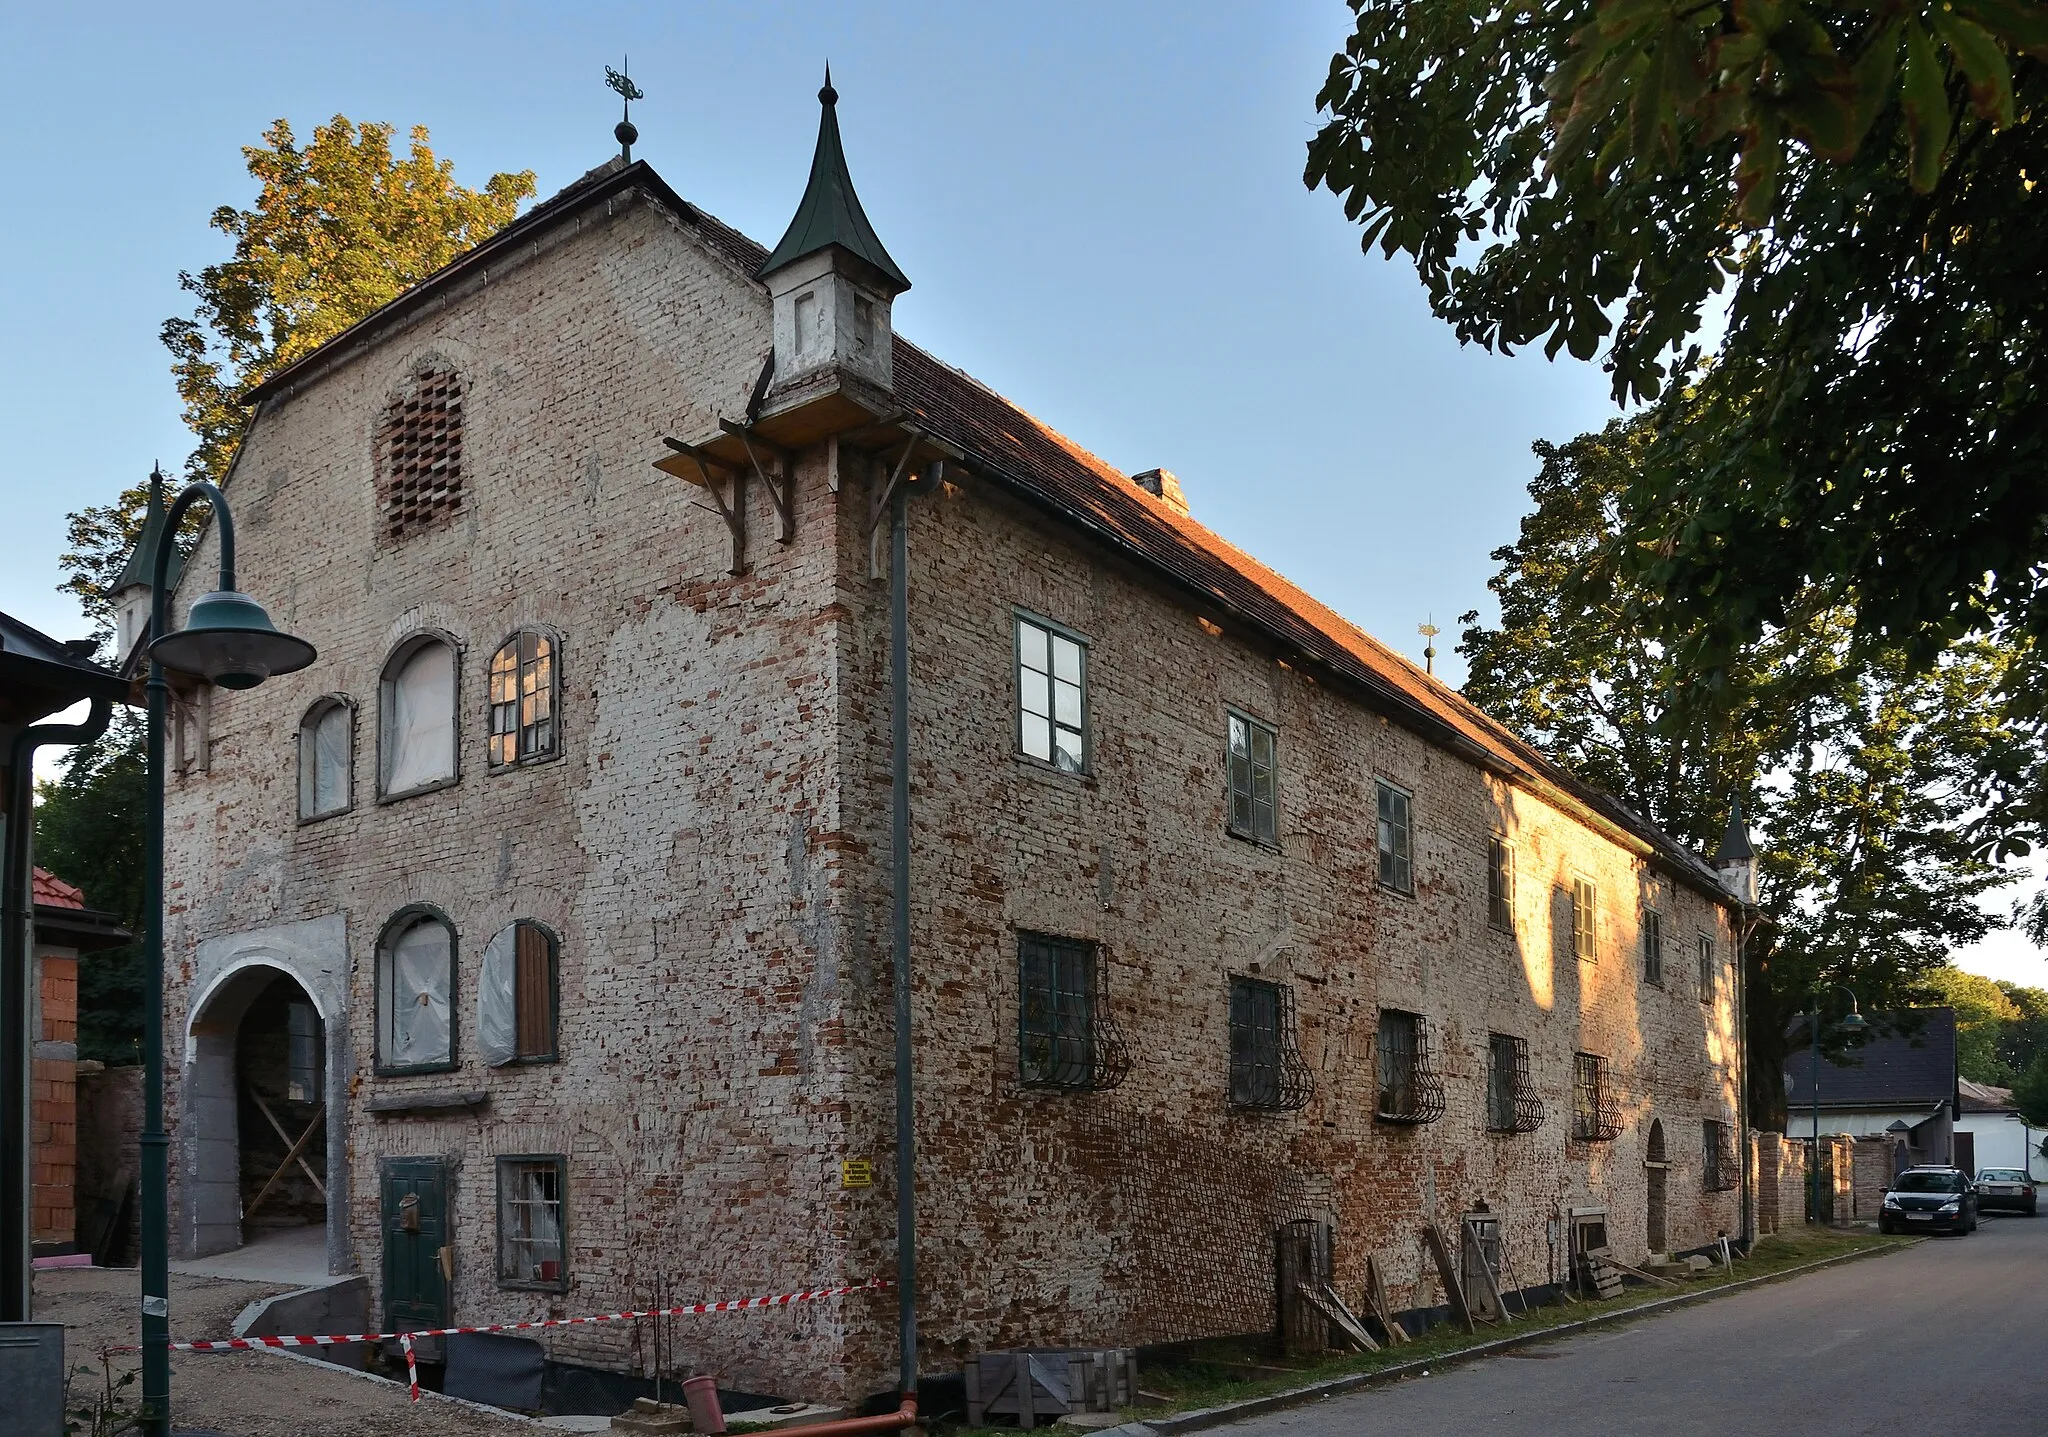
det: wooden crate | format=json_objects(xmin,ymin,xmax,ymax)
[{"xmin": 964, "ymin": 1348, "xmax": 1138, "ymax": 1428}]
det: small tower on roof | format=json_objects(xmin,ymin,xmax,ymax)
[
  {"xmin": 757, "ymin": 67, "xmax": 910, "ymax": 421},
  {"xmin": 111, "ymin": 468, "xmax": 184, "ymax": 669}
]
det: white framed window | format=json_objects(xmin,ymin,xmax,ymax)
[
  {"xmin": 1226, "ymin": 710, "xmax": 1278, "ymax": 844},
  {"xmin": 1016, "ymin": 612, "xmax": 1087, "ymax": 773},
  {"xmin": 297, "ymin": 697, "xmax": 354, "ymax": 819},
  {"xmin": 380, "ymin": 635, "xmax": 458, "ymax": 797},
  {"xmin": 1376, "ymin": 780, "xmax": 1413, "ymax": 893},
  {"xmin": 1571, "ymin": 876, "xmax": 1598, "ymax": 963}
]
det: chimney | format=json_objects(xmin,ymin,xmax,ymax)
[{"xmin": 1130, "ymin": 468, "xmax": 1190, "ymax": 518}]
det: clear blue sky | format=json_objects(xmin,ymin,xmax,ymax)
[{"xmin": 5, "ymin": 2, "xmax": 2039, "ymax": 987}]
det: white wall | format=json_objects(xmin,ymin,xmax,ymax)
[{"xmin": 1956, "ymin": 1112, "xmax": 2048, "ymax": 1180}]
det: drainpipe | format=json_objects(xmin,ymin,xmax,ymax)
[
  {"xmin": 889, "ymin": 474, "xmax": 917, "ymax": 1408},
  {"xmin": 3, "ymin": 697, "xmax": 115, "ymax": 1320},
  {"xmin": 1735, "ymin": 907, "xmax": 1752, "ymax": 1250}
]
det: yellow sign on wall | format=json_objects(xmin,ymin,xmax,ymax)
[{"xmin": 841, "ymin": 1158, "xmax": 874, "ymax": 1189}]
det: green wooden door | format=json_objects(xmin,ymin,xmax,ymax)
[{"xmin": 380, "ymin": 1157, "xmax": 450, "ymax": 1331}]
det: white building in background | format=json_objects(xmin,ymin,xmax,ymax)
[{"xmin": 1956, "ymin": 1078, "xmax": 2048, "ymax": 1181}]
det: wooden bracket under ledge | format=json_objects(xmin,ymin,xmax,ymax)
[
  {"xmin": 719, "ymin": 418, "xmax": 795, "ymax": 545},
  {"xmin": 657, "ymin": 436, "xmax": 748, "ymax": 575}
]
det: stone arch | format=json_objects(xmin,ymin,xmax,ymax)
[{"xmin": 181, "ymin": 917, "xmax": 349, "ymax": 1271}]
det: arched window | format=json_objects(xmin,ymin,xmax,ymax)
[
  {"xmin": 488, "ymin": 631, "xmax": 558, "ymax": 768},
  {"xmin": 376, "ymin": 908, "xmax": 455, "ymax": 1073},
  {"xmin": 297, "ymin": 698, "xmax": 354, "ymax": 819},
  {"xmin": 478, "ymin": 921, "xmax": 558, "ymax": 1065},
  {"xmin": 380, "ymin": 636, "xmax": 458, "ymax": 797}
]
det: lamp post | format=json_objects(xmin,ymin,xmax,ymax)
[
  {"xmin": 1711, "ymin": 799, "xmax": 1759, "ymax": 1248},
  {"xmin": 139, "ymin": 472, "xmax": 314, "ymax": 1436},
  {"xmin": 1805, "ymin": 982, "xmax": 1868, "ymax": 1225}
]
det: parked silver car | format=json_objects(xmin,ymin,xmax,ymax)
[{"xmin": 1973, "ymin": 1168, "xmax": 2038, "ymax": 1215}]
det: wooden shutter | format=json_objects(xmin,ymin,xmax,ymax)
[{"xmin": 515, "ymin": 923, "xmax": 553, "ymax": 1059}]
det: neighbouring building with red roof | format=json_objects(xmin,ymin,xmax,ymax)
[{"xmin": 126, "ymin": 79, "xmax": 1749, "ymax": 1404}]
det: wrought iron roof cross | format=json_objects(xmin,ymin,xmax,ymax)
[{"xmin": 607, "ymin": 59, "xmax": 645, "ymax": 161}]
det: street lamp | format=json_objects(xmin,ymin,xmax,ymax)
[
  {"xmin": 138, "ymin": 471, "xmax": 314, "ymax": 1435},
  {"xmin": 1806, "ymin": 982, "xmax": 1868, "ymax": 1225}
]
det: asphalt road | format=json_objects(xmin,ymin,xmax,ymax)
[{"xmin": 1218, "ymin": 1215, "xmax": 2047, "ymax": 1436}]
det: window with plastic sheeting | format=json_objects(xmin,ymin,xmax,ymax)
[
  {"xmin": 488, "ymin": 631, "xmax": 558, "ymax": 768},
  {"xmin": 376, "ymin": 909, "xmax": 456, "ymax": 1073},
  {"xmin": 496, "ymin": 1155, "xmax": 566, "ymax": 1290},
  {"xmin": 1225, "ymin": 710, "xmax": 1278, "ymax": 845},
  {"xmin": 380, "ymin": 637, "xmax": 458, "ymax": 797},
  {"xmin": 298, "ymin": 699, "xmax": 353, "ymax": 819},
  {"xmin": 478, "ymin": 921, "xmax": 557, "ymax": 1066},
  {"xmin": 1015, "ymin": 612, "xmax": 1087, "ymax": 773}
]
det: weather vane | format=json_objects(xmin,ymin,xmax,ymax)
[
  {"xmin": 606, "ymin": 58, "xmax": 645, "ymax": 161},
  {"xmin": 1418, "ymin": 618, "xmax": 1440, "ymax": 676}
]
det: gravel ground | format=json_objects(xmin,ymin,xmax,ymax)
[{"xmin": 34, "ymin": 1266, "xmax": 534, "ymax": 1436}]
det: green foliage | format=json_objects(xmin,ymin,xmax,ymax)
[
  {"xmin": 1461, "ymin": 413, "xmax": 2026, "ymax": 1124},
  {"xmin": 2014, "ymin": 1049, "xmax": 2048, "ymax": 1127},
  {"xmin": 34, "ymin": 712, "xmax": 147, "ymax": 1065},
  {"xmin": 1308, "ymin": 3, "xmax": 2048, "ymax": 713},
  {"xmin": 1921, "ymin": 965, "xmax": 2022, "ymax": 1083}
]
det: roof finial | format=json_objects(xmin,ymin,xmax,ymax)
[
  {"xmin": 820, "ymin": 62, "xmax": 837, "ymax": 107},
  {"xmin": 606, "ymin": 57, "xmax": 645, "ymax": 162},
  {"xmin": 1419, "ymin": 618, "xmax": 1440, "ymax": 676}
]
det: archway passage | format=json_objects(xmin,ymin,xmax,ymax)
[
  {"xmin": 235, "ymin": 972, "xmax": 328, "ymax": 1241},
  {"xmin": 186, "ymin": 963, "xmax": 331, "ymax": 1267},
  {"xmin": 1646, "ymin": 1119, "xmax": 1669, "ymax": 1256}
]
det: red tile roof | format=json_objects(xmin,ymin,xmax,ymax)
[{"xmin": 33, "ymin": 867, "xmax": 84, "ymax": 910}]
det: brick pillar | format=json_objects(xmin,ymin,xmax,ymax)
[{"xmin": 31, "ymin": 954, "xmax": 79, "ymax": 1248}]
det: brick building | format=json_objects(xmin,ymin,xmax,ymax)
[{"xmin": 137, "ymin": 80, "xmax": 1746, "ymax": 1403}]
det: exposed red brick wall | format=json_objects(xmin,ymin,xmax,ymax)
[{"xmin": 33, "ymin": 953, "xmax": 79, "ymax": 1245}]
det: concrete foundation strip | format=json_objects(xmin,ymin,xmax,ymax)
[
  {"xmin": 1099, "ymin": 1240, "xmax": 1918, "ymax": 1437},
  {"xmin": 105, "ymin": 1274, "xmax": 891, "ymax": 1400}
]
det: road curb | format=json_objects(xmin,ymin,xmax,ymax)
[{"xmin": 1100, "ymin": 1238, "xmax": 1920, "ymax": 1437}]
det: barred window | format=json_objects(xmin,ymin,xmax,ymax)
[
  {"xmin": 1229, "ymin": 976, "xmax": 1312, "ymax": 1111},
  {"xmin": 1375, "ymin": 1009, "xmax": 1444, "ymax": 1124},
  {"xmin": 496, "ymin": 1155, "xmax": 566, "ymax": 1290},
  {"xmin": 1703, "ymin": 1120, "xmax": 1738, "ymax": 1191},
  {"xmin": 1487, "ymin": 835, "xmax": 1514, "ymax": 931},
  {"xmin": 1226, "ymin": 710, "xmax": 1278, "ymax": 845},
  {"xmin": 1570, "ymin": 1052, "xmax": 1620, "ymax": 1141},
  {"xmin": 1642, "ymin": 907, "xmax": 1664, "ymax": 986},
  {"xmin": 1376, "ymin": 780, "xmax": 1413, "ymax": 893},
  {"xmin": 1698, "ymin": 933, "xmax": 1716, "ymax": 1003},
  {"xmin": 478, "ymin": 921, "xmax": 558, "ymax": 1066},
  {"xmin": 1486, "ymin": 1032, "xmax": 1544, "ymax": 1134},
  {"xmin": 1016, "ymin": 614, "xmax": 1087, "ymax": 773},
  {"xmin": 376, "ymin": 364, "xmax": 465, "ymax": 543},
  {"xmin": 488, "ymin": 630, "xmax": 558, "ymax": 768},
  {"xmin": 1017, "ymin": 933, "xmax": 1130, "ymax": 1091},
  {"xmin": 1571, "ymin": 876, "xmax": 1598, "ymax": 963}
]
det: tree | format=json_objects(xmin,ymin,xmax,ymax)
[
  {"xmin": 1307, "ymin": 3, "xmax": 2048, "ymax": 685},
  {"xmin": 2014, "ymin": 1049, "xmax": 2048, "ymax": 1128},
  {"xmin": 1461, "ymin": 413, "xmax": 2026, "ymax": 1126},
  {"xmin": 34, "ymin": 712, "xmax": 148, "ymax": 1064},
  {"xmin": 62, "ymin": 116, "xmax": 535, "ymax": 644},
  {"xmin": 1922, "ymin": 965, "xmax": 2023, "ymax": 1084}
]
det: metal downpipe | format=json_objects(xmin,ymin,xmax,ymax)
[{"xmin": 889, "ymin": 479, "xmax": 917, "ymax": 1404}]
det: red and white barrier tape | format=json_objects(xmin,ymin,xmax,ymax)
[{"xmin": 108, "ymin": 1275, "xmax": 889, "ymax": 1401}]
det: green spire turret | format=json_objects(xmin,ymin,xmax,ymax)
[
  {"xmin": 759, "ymin": 67, "xmax": 910, "ymax": 294},
  {"xmin": 114, "ymin": 468, "xmax": 184, "ymax": 596}
]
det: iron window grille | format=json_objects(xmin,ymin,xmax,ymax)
[
  {"xmin": 1486, "ymin": 835, "xmax": 1514, "ymax": 931},
  {"xmin": 1698, "ymin": 933, "xmax": 1716, "ymax": 1003},
  {"xmin": 1017, "ymin": 933, "xmax": 1131, "ymax": 1091},
  {"xmin": 1703, "ymin": 1120, "xmax": 1739, "ymax": 1191},
  {"xmin": 1642, "ymin": 907, "xmax": 1664, "ymax": 986},
  {"xmin": 1571, "ymin": 876, "xmax": 1599, "ymax": 963},
  {"xmin": 1376, "ymin": 780, "xmax": 1413, "ymax": 893},
  {"xmin": 488, "ymin": 630, "xmax": 559, "ymax": 768},
  {"xmin": 1016, "ymin": 613, "xmax": 1087, "ymax": 773},
  {"xmin": 1228, "ymin": 975, "xmax": 1314, "ymax": 1112},
  {"xmin": 1226, "ymin": 710, "xmax": 1279, "ymax": 845},
  {"xmin": 1486, "ymin": 1032, "xmax": 1544, "ymax": 1134},
  {"xmin": 496, "ymin": 1154, "xmax": 568, "ymax": 1291},
  {"xmin": 377, "ymin": 363, "xmax": 466, "ymax": 544},
  {"xmin": 1570, "ymin": 1052, "xmax": 1622, "ymax": 1141},
  {"xmin": 1374, "ymin": 1009, "xmax": 1445, "ymax": 1125}
]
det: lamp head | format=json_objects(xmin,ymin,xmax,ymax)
[
  {"xmin": 1839, "ymin": 1009, "xmax": 1868, "ymax": 1034},
  {"xmin": 148, "ymin": 589, "xmax": 316, "ymax": 690}
]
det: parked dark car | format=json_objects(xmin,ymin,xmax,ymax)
[
  {"xmin": 1973, "ymin": 1168, "xmax": 2038, "ymax": 1215},
  {"xmin": 1879, "ymin": 1167, "xmax": 1978, "ymax": 1234}
]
